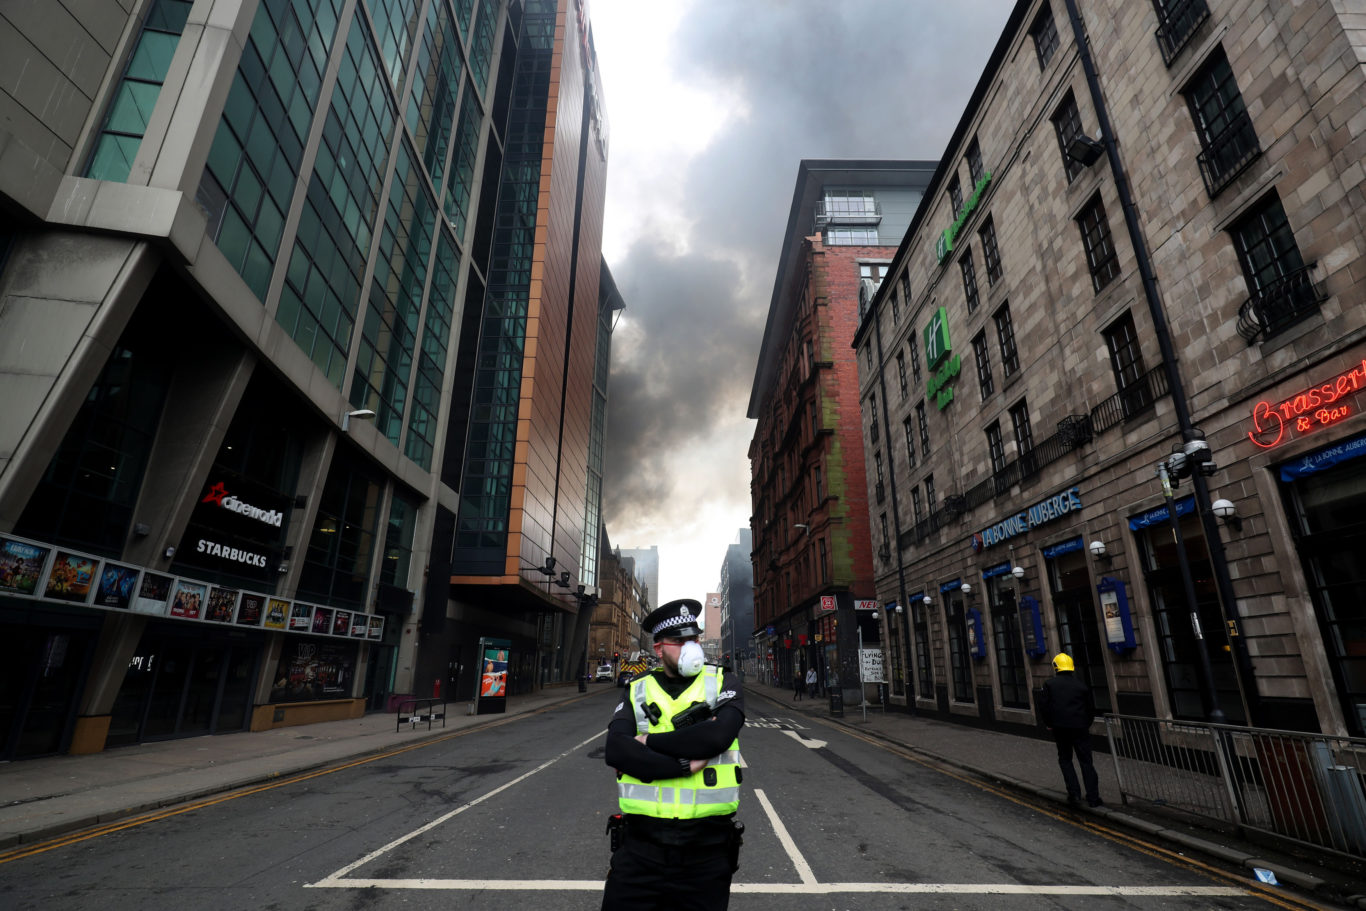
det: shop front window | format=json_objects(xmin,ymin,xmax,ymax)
[
  {"xmin": 914, "ymin": 599, "xmax": 933, "ymax": 695},
  {"xmin": 1282, "ymin": 452, "xmax": 1366, "ymax": 734},
  {"xmin": 1137, "ymin": 508, "xmax": 1244, "ymax": 723},
  {"xmin": 1047, "ymin": 547, "xmax": 1112, "ymax": 713},
  {"xmin": 947, "ymin": 596, "xmax": 974, "ymax": 703},
  {"xmin": 987, "ymin": 577, "xmax": 1029, "ymax": 709}
]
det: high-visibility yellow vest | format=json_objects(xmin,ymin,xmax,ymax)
[{"xmin": 616, "ymin": 666, "xmax": 742, "ymax": 819}]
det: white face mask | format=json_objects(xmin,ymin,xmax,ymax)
[{"xmin": 677, "ymin": 640, "xmax": 705, "ymax": 677}]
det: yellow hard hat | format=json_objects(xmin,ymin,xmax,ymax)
[{"xmin": 1052, "ymin": 653, "xmax": 1075, "ymax": 672}]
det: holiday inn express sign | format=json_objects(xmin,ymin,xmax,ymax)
[
  {"xmin": 924, "ymin": 307, "xmax": 960, "ymax": 410},
  {"xmin": 936, "ymin": 171, "xmax": 992, "ymax": 263}
]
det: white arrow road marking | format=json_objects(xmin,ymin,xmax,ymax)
[{"xmin": 781, "ymin": 729, "xmax": 826, "ymax": 749}]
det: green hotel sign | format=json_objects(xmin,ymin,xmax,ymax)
[
  {"xmin": 935, "ymin": 171, "xmax": 992, "ymax": 263},
  {"xmin": 924, "ymin": 307, "xmax": 960, "ymax": 411}
]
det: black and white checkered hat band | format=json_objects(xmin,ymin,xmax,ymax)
[{"xmin": 651, "ymin": 614, "xmax": 700, "ymax": 636}]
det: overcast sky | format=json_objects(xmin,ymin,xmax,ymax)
[{"xmin": 590, "ymin": 0, "xmax": 1013, "ymax": 605}]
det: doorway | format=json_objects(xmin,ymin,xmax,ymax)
[
  {"xmin": 0, "ymin": 623, "xmax": 96, "ymax": 759},
  {"xmin": 107, "ymin": 626, "xmax": 260, "ymax": 747}
]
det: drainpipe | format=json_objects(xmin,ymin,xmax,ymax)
[
  {"xmin": 870, "ymin": 296, "xmax": 916, "ymax": 713},
  {"xmin": 1061, "ymin": 0, "xmax": 1258, "ymax": 726}
]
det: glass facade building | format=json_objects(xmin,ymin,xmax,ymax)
[{"xmin": 0, "ymin": 0, "xmax": 610, "ymax": 759}]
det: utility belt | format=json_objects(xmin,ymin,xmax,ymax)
[{"xmin": 607, "ymin": 814, "xmax": 744, "ymax": 871}]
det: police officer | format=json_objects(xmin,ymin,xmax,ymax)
[
  {"xmin": 1039, "ymin": 652, "xmax": 1103, "ymax": 808},
  {"xmin": 601, "ymin": 598, "xmax": 745, "ymax": 910}
]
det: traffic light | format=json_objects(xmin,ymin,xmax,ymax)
[{"xmin": 613, "ymin": 651, "xmax": 619, "ymax": 660}]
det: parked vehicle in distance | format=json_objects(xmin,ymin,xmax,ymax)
[{"xmin": 594, "ymin": 663, "xmax": 614, "ymax": 681}]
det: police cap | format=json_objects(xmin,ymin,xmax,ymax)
[{"xmin": 644, "ymin": 598, "xmax": 704, "ymax": 640}]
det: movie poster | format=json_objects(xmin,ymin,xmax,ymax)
[
  {"xmin": 94, "ymin": 564, "xmax": 140, "ymax": 609},
  {"xmin": 311, "ymin": 606, "xmax": 333, "ymax": 634},
  {"xmin": 237, "ymin": 593, "xmax": 265, "ymax": 627},
  {"xmin": 288, "ymin": 602, "xmax": 312, "ymax": 631},
  {"xmin": 264, "ymin": 598, "xmax": 290, "ymax": 630},
  {"xmin": 44, "ymin": 552, "xmax": 98, "ymax": 603},
  {"xmin": 133, "ymin": 572, "xmax": 173, "ymax": 615},
  {"xmin": 331, "ymin": 610, "xmax": 351, "ymax": 637},
  {"xmin": 351, "ymin": 613, "xmax": 369, "ymax": 638},
  {"xmin": 206, "ymin": 587, "xmax": 239, "ymax": 623},
  {"xmin": 169, "ymin": 580, "xmax": 206, "ymax": 620},
  {"xmin": 269, "ymin": 639, "xmax": 356, "ymax": 703},
  {"xmin": 0, "ymin": 538, "xmax": 49, "ymax": 596},
  {"xmin": 367, "ymin": 615, "xmax": 385, "ymax": 640}
]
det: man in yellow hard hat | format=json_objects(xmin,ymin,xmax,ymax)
[{"xmin": 1039, "ymin": 652, "xmax": 1102, "ymax": 808}]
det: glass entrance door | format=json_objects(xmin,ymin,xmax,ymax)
[
  {"xmin": 1048, "ymin": 550, "xmax": 1112, "ymax": 713},
  {"xmin": 0, "ymin": 625, "xmax": 94, "ymax": 759},
  {"xmin": 108, "ymin": 628, "xmax": 259, "ymax": 745}
]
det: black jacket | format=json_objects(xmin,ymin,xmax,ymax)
[{"xmin": 1039, "ymin": 672, "xmax": 1096, "ymax": 730}]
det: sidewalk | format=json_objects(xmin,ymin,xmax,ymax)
[{"xmin": 2, "ymin": 679, "xmax": 1360, "ymax": 905}]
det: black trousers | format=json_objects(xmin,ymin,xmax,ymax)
[
  {"xmin": 601, "ymin": 836, "xmax": 734, "ymax": 910},
  {"xmin": 1053, "ymin": 726, "xmax": 1100, "ymax": 802}
]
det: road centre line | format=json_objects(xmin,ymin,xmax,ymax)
[{"xmin": 308, "ymin": 730, "xmax": 602, "ymax": 888}]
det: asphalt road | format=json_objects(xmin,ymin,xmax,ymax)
[{"xmin": 0, "ymin": 686, "xmax": 1337, "ymax": 910}]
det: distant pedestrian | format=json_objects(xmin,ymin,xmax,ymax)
[
  {"xmin": 793, "ymin": 668, "xmax": 804, "ymax": 700},
  {"xmin": 1039, "ymin": 653, "xmax": 1102, "ymax": 808},
  {"xmin": 805, "ymin": 666, "xmax": 818, "ymax": 698}
]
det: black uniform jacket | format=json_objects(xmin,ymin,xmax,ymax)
[{"xmin": 1039, "ymin": 672, "xmax": 1096, "ymax": 730}]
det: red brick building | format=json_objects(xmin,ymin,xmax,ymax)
[{"xmin": 748, "ymin": 162, "xmax": 935, "ymax": 702}]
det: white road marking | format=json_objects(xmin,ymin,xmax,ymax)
[
  {"xmin": 306, "ymin": 730, "xmax": 1248, "ymax": 900},
  {"xmin": 754, "ymin": 787, "xmax": 817, "ymax": 885},
  {"xmin": 311, "ymin": 879, "xmax": 1245, "ymax": 896},
  {"xmin": 781, "ymin": 729, "xmax": 827, "ymax": 749},
  {"xmin": 307, "ymin": 731, "xmax": 603, "ymax": 888}
]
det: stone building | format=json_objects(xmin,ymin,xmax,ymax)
[
  {"xmin": 748, "ymin": 160, "xmax": 935, "ymax": 703},
  {"xmin": 853, "ymin": 0, "xmax": 1366, "ymax": 736}
]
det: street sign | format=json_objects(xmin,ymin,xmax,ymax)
[{"xmin": 860, "ymin": 648, "xmax": 885, "ymax": 683}]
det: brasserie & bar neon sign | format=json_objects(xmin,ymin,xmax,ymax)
[{"xmin": 1248, "ymin": 359, "xmax": 1366, "ymax": 449}]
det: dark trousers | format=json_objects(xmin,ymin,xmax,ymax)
[
  {"xmin": 1053, "ymin": 726, "xmax": 1100, "ymax": 802},
  {"xmin": 601, "ymin": 836, "xmax": 733, "ymax": 910},
  {"xmin": 793, "ymin": 679, "xmax": 803, "ymax": 699}
]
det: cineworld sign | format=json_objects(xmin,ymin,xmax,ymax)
[
  {"xmin": 972, "ymin": 487, "xmax": 1083, "ymax": 551},
  {"xmin": 201, "ymin": 481, "xmax": 284, "ymax": 527}
]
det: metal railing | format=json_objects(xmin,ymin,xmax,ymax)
[
  {"xmin": 1154, "ymin": 0, "xmax": 1210, "ymax": 66},
  {"xmin": 1104, "ymin": 714, "xmax": 1366, "ymax": 860},
  {"xmin": 1236, "ymin": 262, "xmax": 1327, "ymax": 344},
  {"xmin": 1196, "ymin": 109, "xmax": 1262, "ymax": 197},
  {"xmin": 396, "ymin": 697, "xmax": 448, "ymax": 732}
]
